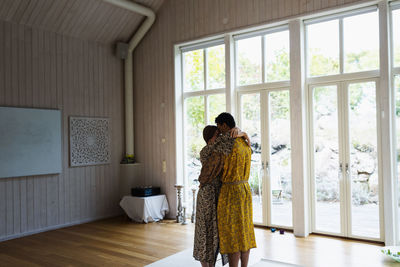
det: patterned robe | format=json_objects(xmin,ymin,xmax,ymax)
[
  {"xmin": 193, "ymin": 133, "xmax": 233, "ymax": 265},
  {"xmin": 217, "ymin": 137, "xmax": 257, "ymax": 254}
]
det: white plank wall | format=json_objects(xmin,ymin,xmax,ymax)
[
  {"xmin": 132, "ymin": 0, "xmax": 376, "ymax": 218},
  {"xmin": 0, "ymin": 19, "xmax": 124, "ymax": 241}
]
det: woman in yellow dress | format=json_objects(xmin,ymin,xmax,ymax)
[
  {"xmin": 194, "ymin": 125, "xmax": 251, "ymax": 267},
  {"xmin": 215, "ymin": 113, "xmax": 256, "ymax": 267}
]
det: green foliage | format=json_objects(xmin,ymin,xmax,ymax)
[
  {"xmin": 344, "ymin": 50, "xmax": 379, "ymax": 73},
  {"xmin": 187, "ymin": 138, "xmax": 204, "ymax": 160},
  {"xmin": 183, "ymin": 46, "xmax": 226, "ymax": 160},
  {"xmin": 266, "ymin": 48, "xmax": 290, "ymax": 82},
  {"xmin": 270, "ymin": 91, "xmax": 290, "ymax": 120},
  {"xmin": 309, "ymin": 48, "xmax": 379, "ymax": 77},
  {"xmin": 238, "ymin": 55, "xmax": 261, "ymax": 85},
  {"xmin": 349, "ymin": 85, "xmax": 363, "ymax": 111},
  {"xmin": 249, "ymin": 166, "xmax": 260, "ymax": 195},
  {"xmin": 208, "ymin": 94, "xmax": 226, "ymax": 124},
  {"xmin": 207, "ymin": 45, "xmax": 225, "ymax": 89},
  {"xmin": 185, "ymin": 96, "xmax": 204, "ymax": 127},
  {"xmin": 309, "ymin": 49, "xmax": 339, "ymax": 77},
  {"xmin": 242, "ymin": 94, "xmax": 260, "ymax": 122},
  {"xmin": 184, "ymin": 49, "xmax": 204, "ymax": 91},
  {"xmin": 394, "ymin": 45, "xmax": 400, "ymax": 67},
  {"xmin": 313, "ymin": 86, "xmax": 333, "ymax": 103},
  {"xmin": 185, "ymin": 96, "xmax": 204, "ymax": 159}
]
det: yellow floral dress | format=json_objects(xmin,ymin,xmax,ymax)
[{"xmin": 217, "ymin": 137, "xmax": 256, "ymax": 254}]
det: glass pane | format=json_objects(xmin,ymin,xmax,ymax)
[
  {"xmin": 269, "ymin": 90, "xmax": 292, "ymax": 227},
  {"xmin": 237, "ymin": 36, "xmax": 262, "ymax": 86},
  {"xmin": 313, "ymin": 86, "xmax": 341, "ymax": 233},
  {"xmin": 208, "ymin": 94, "xmax": 226, "ymax": 125},
  {"xmin": 184, "ymin": 96, "xmax": 205, "ymax": 207},
  {"xmin": 241, "ymin": 93, "xmax": 263, "ymax": 223},
  {"xmin": 393, "ymin": 9, "xmax": 400, "ymax": 67},
  {"xmin": 343, "ymin": 11, "xmax": 379, "ymax": 73},
  {"xmin": 348, "ymin": 82, "xmax": 380, "ymax": 239},
  {"xmin": 396, "ymin": 76, "xmax": 400, "ymax": 241},
  {"xmin": 183, "ymin": 49, "xmax": 204, "ymax": 91},
  {"xmin": 207, "ymin": 45, "xmax": 225, "ymax": 89},
  {"xmin": 266, "ymin": 31, "xmax": 290, "ymax": 82},
  {"xmin": 307, "ymin": 20, "xmax": 340, "ymax": 77}
]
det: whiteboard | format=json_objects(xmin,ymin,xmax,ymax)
[{"xmin": 0, "ymin": 107, "xmax": 62, "ymax": 178}]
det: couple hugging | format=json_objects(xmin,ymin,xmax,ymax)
[{"xmin": 193, "ymin": 112, "xmax": 256, "ymax": 267}]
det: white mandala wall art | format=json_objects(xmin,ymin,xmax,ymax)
[{"xmin": 69, "ymin": 117, "xmax": 111, "ymax": 166}]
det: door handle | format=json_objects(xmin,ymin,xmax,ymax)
[{"xmin": 261, "ymin": 161, "xmax": 269, "ymax": 172}]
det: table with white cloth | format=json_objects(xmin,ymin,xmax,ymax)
[{"xmin": 119, "ymin": 195, "xmax": 169, "ymax": 223}]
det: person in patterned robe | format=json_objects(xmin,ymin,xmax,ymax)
[
  {"xmin": 215, "ymin": 112, "xmax": 256, "ymax": 267},
  {"xmin": 193, "ymin": 125, "xmax": 250, "ymax": 267}
]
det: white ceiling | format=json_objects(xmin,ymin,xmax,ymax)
[{"xmin": 0, "ymin": 0, "xmax": 165, "ymax": 44}]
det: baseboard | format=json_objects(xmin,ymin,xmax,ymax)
[{"xmin": 0, "ymin": 211, "xmax": 123, "ymax": 242}]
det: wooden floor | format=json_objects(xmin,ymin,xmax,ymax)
[{"xmin": 0, "ymin": 216, "xmax": 397, "ymax": 267}]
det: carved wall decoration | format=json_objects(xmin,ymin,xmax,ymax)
[{"xmin": 69, "ymin": 117, "xmax": 111, "ymax": 166}]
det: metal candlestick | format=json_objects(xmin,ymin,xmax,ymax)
[
  {"xmin": 181, "ymin": 207, "xmax": 188, "ymax": 225},
  {"xmin": 191, "ymin": 187, "xmax": 197, "ymax": 223},
  {"xmin": 174, "ymin": 184, "xmax": 184, "ymax": 223}
]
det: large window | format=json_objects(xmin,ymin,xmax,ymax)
[
  {"xmin": 306, "ymin": 8, "xmax": 381, "ymax": 241},
  {"xmin": 181, "ymin": 42, "xmax": 226, "ymax": 205},
  {"xmin": 235, "ymin": 28, "xmax": 292, "ymax": 228},
  {"xmin": 175, "ymin": 3, "xmax": 400, "ymax": 244}
]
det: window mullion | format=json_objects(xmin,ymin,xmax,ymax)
[
  {"xmin": 181, "ymin": 54, "xmax": 185, "ymax": 93},
  {"xmin": 234, "ymin": 40, "xmax": 238, "ymax": 90},
  {"xmin": 225, "ymin": 34, "xmax": 235, "ymax": 115},
  {"xmin": 262, "ymin": 35, "xmax": 266, "ymax": 83},
  {"xmin": 305, "ymin": 25, "xmax": 309, "ymax": 78},
  {"xmin": 204, "ymin": 49, "xmax": 208, "ymax": 91},
  {"xmin": 204, "ymin": 48, "xmax": 208, "ymax": 124},
  {"xmin": 339, "ymin": 18, "xmax": 344, "ymax": 74},
  {"xmin": 205, "ymin": 95, "xmax": 209, "ymax": 125}
]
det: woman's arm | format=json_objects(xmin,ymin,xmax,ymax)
[
  {"xmin": 230, "ymin": 127, "xmax": 251, "ymax": 146},
  {"xmin": 237, "ymin": 132, "xmax": 251, "ymax": 146}
]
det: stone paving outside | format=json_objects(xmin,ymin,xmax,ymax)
[{"xmin": 251, "ymin": 195, "xmax": 380, "ymax": 238}]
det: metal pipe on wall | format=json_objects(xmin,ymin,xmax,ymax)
[{"xmin": 102, "ymin": 0, "xmax": 156, "ymax": 157}]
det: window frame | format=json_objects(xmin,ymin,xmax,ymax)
[
  {"xmin": 390, "ymin": 1, "xmax": 400, "ymax": 244},
  {"xmin": 173, "ymin": 1, "xmax": 398, "ymax": 244},
  {"xmin": 305, "ymin": 6, "xmax": 384, "ymax": 242},
  {"xmin": 304, "ymin": 6, "xmax": 379, "ymax": 79},
  {"xmin": 177, "ymin": 39, "xmax": 228, "ymax": 205}
]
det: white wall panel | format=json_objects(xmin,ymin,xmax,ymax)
[{"xmin": 0, "ymin": 20, "xmax": 124, "ymax": 241}]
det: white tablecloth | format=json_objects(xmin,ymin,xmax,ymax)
[{"xmin": 120, "ymin": 195, "xmax": 169, "ymax": 223}]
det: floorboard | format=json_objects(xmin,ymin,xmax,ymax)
[{"xmin": 0, "ymin": 216, "xmax": 397, "ymax": 267}]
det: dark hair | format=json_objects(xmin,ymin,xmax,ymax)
[
  {"xmin": 203, "ymin": 125, "xmax": 218, "ymax": 143},
  {"xmin": 215, "ymin": 112, "xmax": 236, "ymax": 129}
]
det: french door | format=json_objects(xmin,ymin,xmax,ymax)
[
  {"xmin": 239, "ymin": 89, "xmax": 293, "ymax": 228},
  {"xmin": 309, "ymin": 79, "xmax": 383, "ymax": 241}
]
